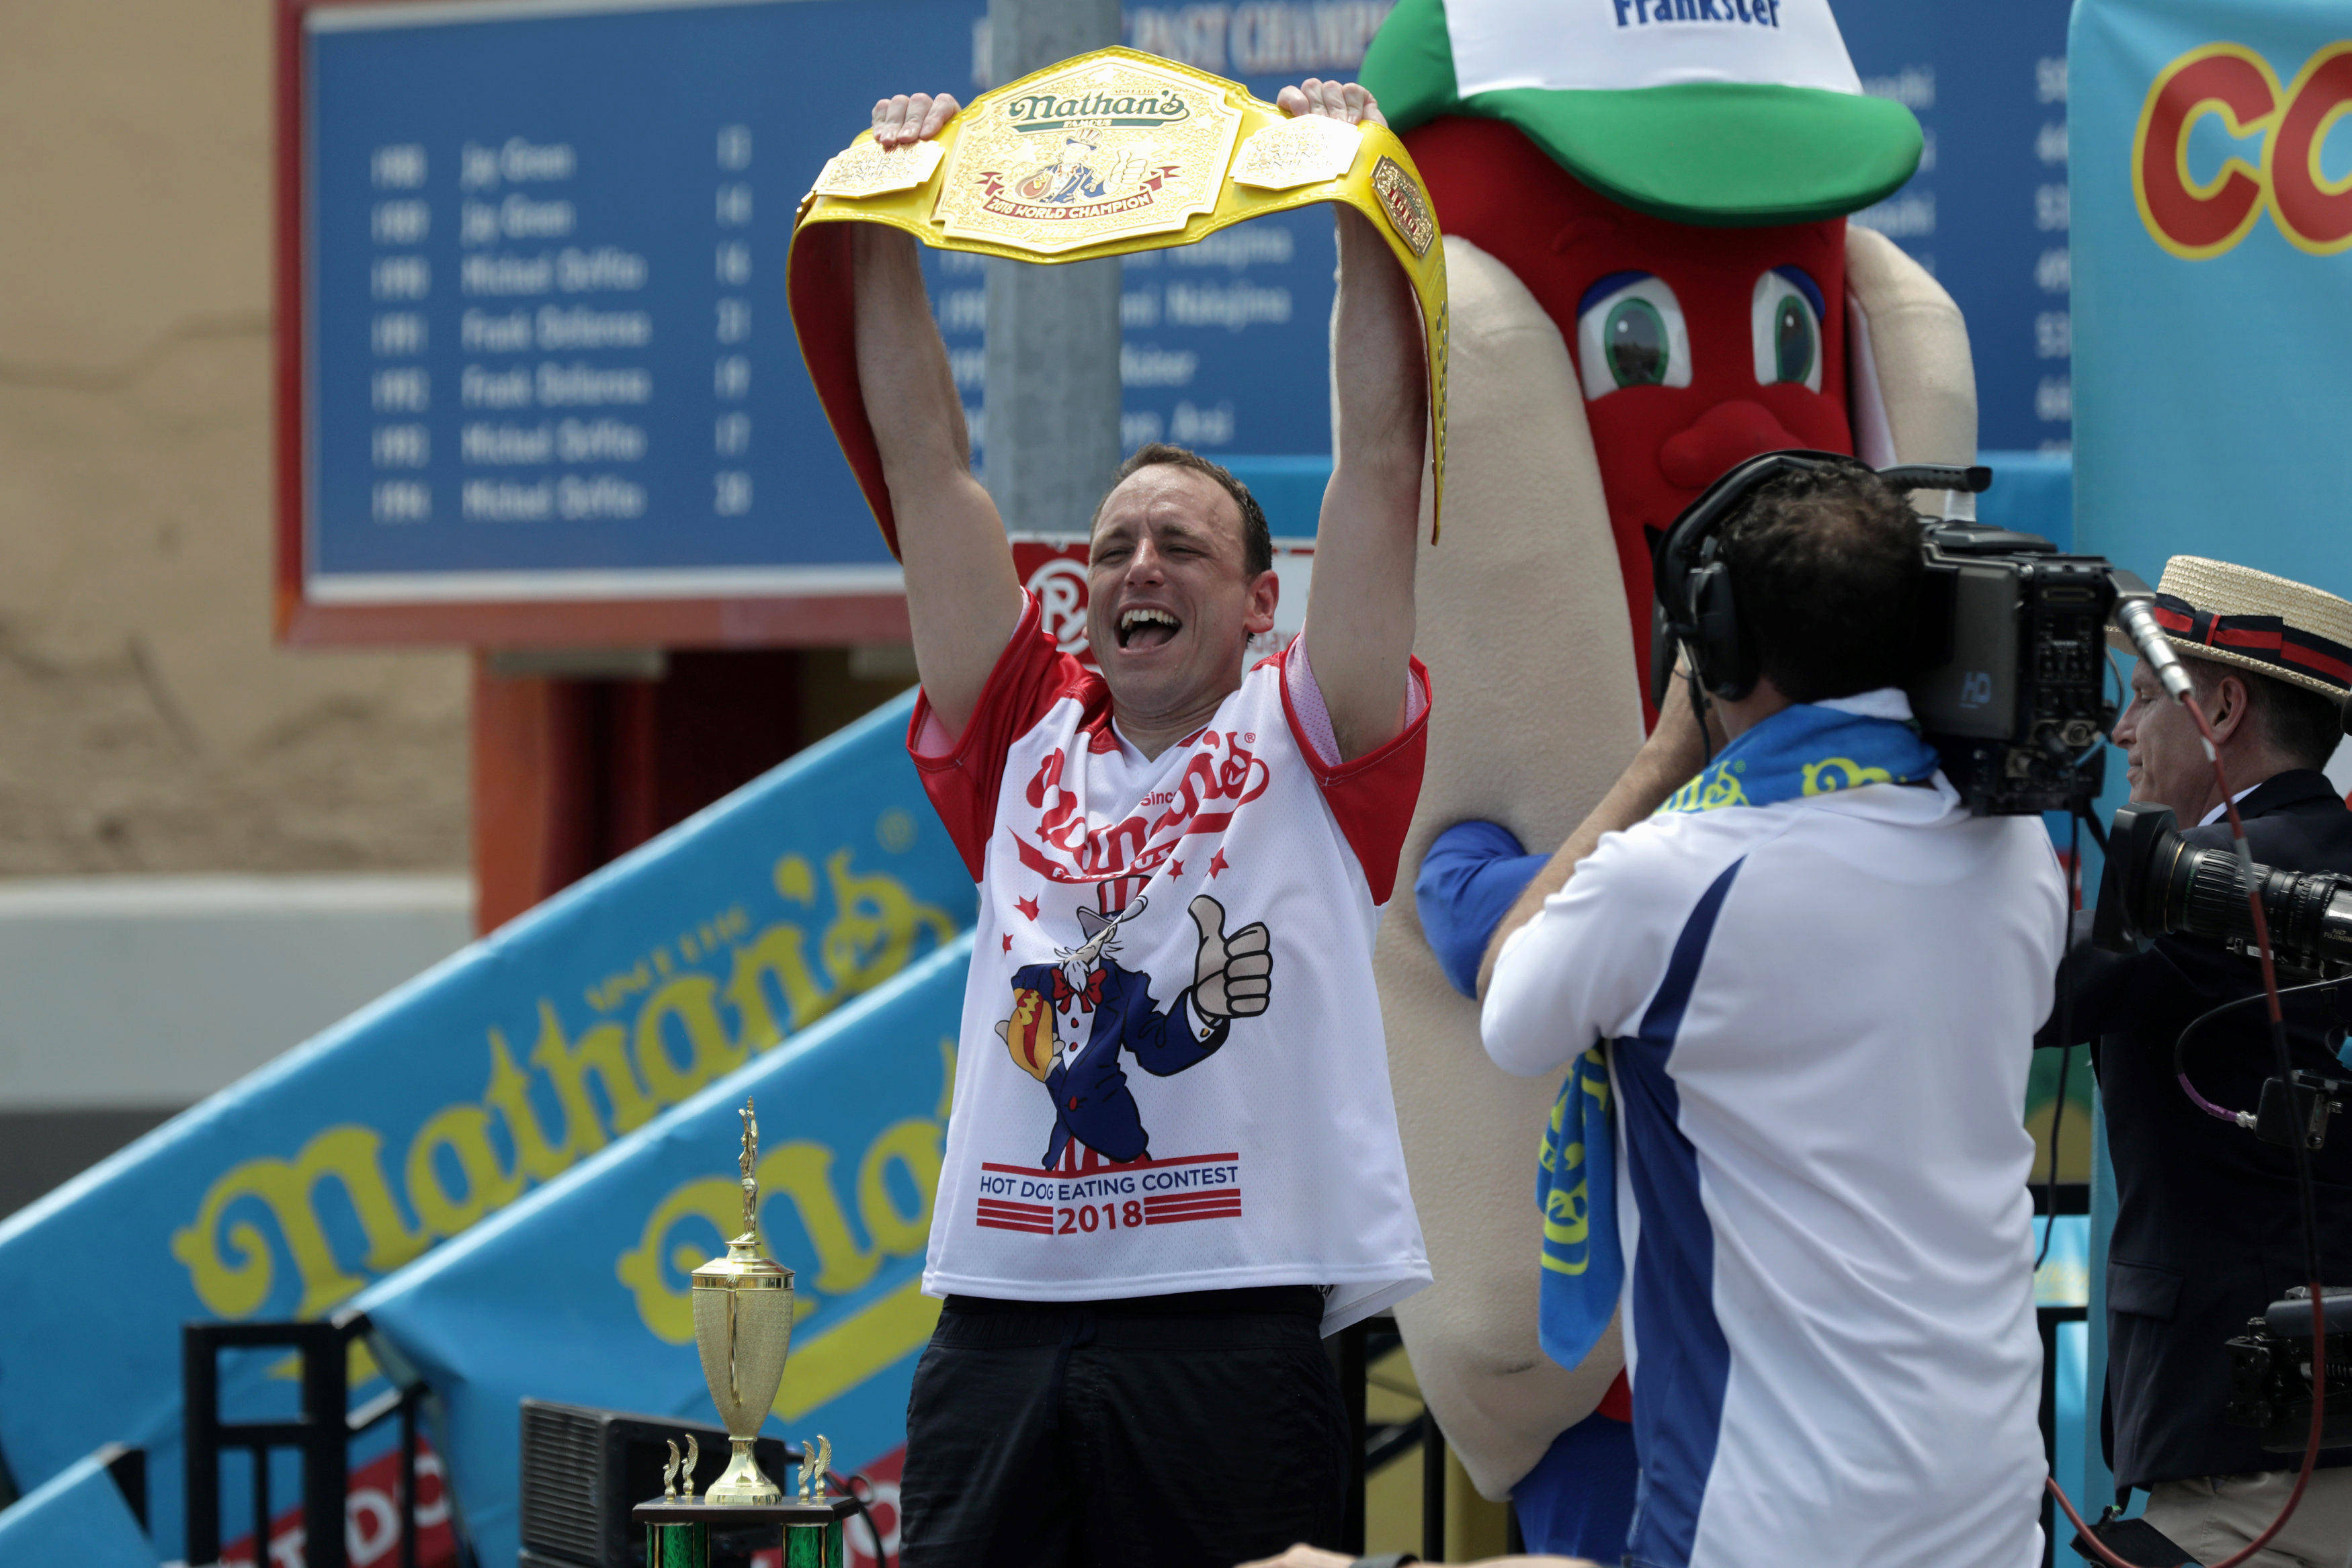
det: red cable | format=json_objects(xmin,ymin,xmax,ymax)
[{"xmin": 2046, "ymin": 691, "xmax": 2328, "ymax": 1568}]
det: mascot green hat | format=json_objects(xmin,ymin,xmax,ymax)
[{"xmin": 1360, "ymin": 0, "xmax": 1923, "ymax": 227}]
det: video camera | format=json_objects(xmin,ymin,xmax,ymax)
[
  {"xmin": 2099, "ymin": 800, "xmax": 2352, "ymax": 1454},
  {"xmin": 1650, "ymin": 455, "xmax": 2151, "ymax": 816},
  {"xmin": 2226, "ymin": 1287, "xmax": 2352, "ymax": 1454},
  {"xmin": 2101, "ymin": 800, "xmax": 2352, "ymax": 979},
  {"xmin": 1890, "ymin": 464, "xmax": 2141, "ymax": 816}
]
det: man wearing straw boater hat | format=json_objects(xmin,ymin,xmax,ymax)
[{"xmin": 2045, "ymin": 556, "xmax": 2352, "ymax": 1566}]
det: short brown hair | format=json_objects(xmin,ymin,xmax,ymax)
[
  {"xmin": 1097, "ymin": 443, "xmax": 1273, "ymax": 578},
  {"xmin": 1717, "ymin": 464, "xmax": 1926, "ymax": 703}
]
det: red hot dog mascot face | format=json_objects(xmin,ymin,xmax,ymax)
[
  {"xmin": 1359, "ymin": 0, "xmax": 1974, "ymax": 1505},
  {"xmin": 1366, "ymin": 0, "xmax": 1923, "ymax": 697}
]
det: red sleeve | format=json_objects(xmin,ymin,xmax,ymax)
[
  {"xmin": 907, "ymin": 594, "xmax": 1099, "ymax": 879},
  {"xmin": 786, "ymin": 222, "xmax": 900, "ymax": 554},
  {"xmin": 1275, "ymin": 650, "xmax": 1432, "ymax": 905}
]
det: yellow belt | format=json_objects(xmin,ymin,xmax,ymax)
[{"xmin": 788, "ymin": 46, "xmax": 1448, "ymax": 556}]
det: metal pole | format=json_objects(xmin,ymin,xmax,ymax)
[
  {"xmin": 1420, "ymin": 1411, "xmax": 1447, "ymax": 1563},
  {"xmin": 303, "ymin": 1321, "xmax": 349, "ymax": 1568},
  {"xmin": 982, "ymin": 0, "xmax": 1123, "ymax": 538},
  {"xmin": 184, "ymin": 1325, "xmax": 220, "ymax": 1567}
]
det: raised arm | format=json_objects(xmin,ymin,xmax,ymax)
[
  {"xmin": 855, "ymin": 93, "xmax": 1026, "ymax": 740},
  {"xmin": 1476, "ymin": 683, "xmax": 1714, "ymax": 1000},
  {"xmin": 1284, "ymin": 79, "xmax": 1429, "ymax": 761}
]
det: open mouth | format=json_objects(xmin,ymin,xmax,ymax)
[{"xmin": 1117, "ymin": 607, "xmax": 1181, "ymax": 650}]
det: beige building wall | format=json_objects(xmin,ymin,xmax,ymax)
[{"xmin": 0, "ymin": 0, "xmax": 469, "ymax": 876}]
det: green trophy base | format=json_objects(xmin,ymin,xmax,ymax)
[{"xmin": 634, "ymin": 1497, "xmax": 857, "ymax": 1568}]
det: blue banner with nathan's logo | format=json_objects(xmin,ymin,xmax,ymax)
[
  {"xmin": 357, "ymin": 937, "xmax": 972, "ymax": 1568},
  {"xmin": 0, "ymin": 693, "xmax": 970, "ymax": 1558},
  {"xmin": 2070, "ymin": 0, "xmax": 2352, "ymax": 595}
]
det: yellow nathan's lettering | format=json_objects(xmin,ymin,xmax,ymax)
[
  {"xmin": 616, "ymin": 1177, "xmax": 739, "ymax": 1343},
  {"xmin": 480, "ymin": 1025, "xmax": 574, "ymax": 1184},
  {"xmin": 587, "ymin": 961, "xmax": 653, "ymax": 1015},
  {"xmin": 773, "ymin": 853, "xmax": 818, "ymax": 904},
  {"xmin": 633, "ymin": 975, "xmax": 747, "ymax": 1105},
  {"xmin": 405, "ymin": 1103, "xmax": 526, "ymax": 1237},
  {"xmin": 857, "ymin": 1118, "xmax": 943, "ymax": 1256},
  {"xmin": 171, "ymin": 1126, "xmax": 425, "ymax": 1319},
  {"xmin": 821, "ymin": 851, "xmax": 958, "ymax": 995},
  {"xmin": 723, "ymin": 920, "xmax": 832, "ymax": 1047},
  {"xmin": 761, "ymin": 1141, "xmax": 881, "ymax": 1297},
  {"xmin": 531, "ymin": 1002, "xmax": 657, "ymax": 1140}
]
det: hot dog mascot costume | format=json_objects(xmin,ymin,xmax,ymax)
[{"xmin": 1354, "ymin": 0, "xmax": 1976, "ymax": 1532}]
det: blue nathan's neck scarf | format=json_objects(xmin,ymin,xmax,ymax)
[{"xmin": 1534, "ymin": 695, "xmax": 1940, "ymax": 1377}]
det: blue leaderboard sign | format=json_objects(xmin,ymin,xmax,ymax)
[
  {"xmin": 296, "ymin": 0, "xmax": 973, "ymax": 623},
  {"xmin": 1836, "ymin": 0, "xmax": 2076, "ymax": 455},
  {"xmin": 288, "ymin": 0, "xmax": 1386, "ymax": 639}
]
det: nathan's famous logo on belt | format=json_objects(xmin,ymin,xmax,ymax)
[
  {"xmin": 1001, "ymin": 85, "xmax": 1192, "ymax": 133},
  {"xmin": 2134, "ymin": 40, "xmax": 2352, "ymax": 258},
  {"xmin": 935, "ymin": 55, "xmax": 1245, "ymax": 253}
]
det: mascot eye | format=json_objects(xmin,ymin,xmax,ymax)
[
  {"xmin": 1576, "ymin": 273, "xmax": 1691, "ymax": 400},
  {"xmin": 1751, "ymin": 267, "xmax": 1824, "ymax": 392}
]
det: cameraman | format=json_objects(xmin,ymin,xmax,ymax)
[
  {"xmin": 2043, "ymin": 557, "xmax": 2352, "ymax": 1565},
  {"xmin": 1478, "ymin": 460, "xmax": 2064, "ymax": 1568}
]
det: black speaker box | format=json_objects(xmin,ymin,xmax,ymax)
[{"xmin": 517, "ymin": 1399, "xmax": 800, "ymax": 1568}]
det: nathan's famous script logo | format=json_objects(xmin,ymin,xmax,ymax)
[
  {"xmin": 1371, "ymin": 155, "xmax": 1435, "ymax": 259},
  {"xmin": 1015, "ymin": 730, "xmax": 1271, "ymax": 886},
  {"xmin": 170, "ymin": 847, "xmax": 956, "ymax": 1322},
  {"xmin": 1002, "ymin": 87, "xmax": 1191, "ymax": 133}
]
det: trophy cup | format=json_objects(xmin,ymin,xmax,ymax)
[
  {"xmin": 634, "ymin": 1098, "xmax": 858, "ymax": 1568},
  {"xmin": 694, "ymin": 1098, "xmax": 794, "ymax": 1504}
]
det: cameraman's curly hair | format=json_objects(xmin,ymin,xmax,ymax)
[{"xmin": 1718, "ymin": 463, "xmax": 1925, "ymax": 704}]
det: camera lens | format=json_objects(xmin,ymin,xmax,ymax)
[{"xmin": 2124, "ymin": 809, "xmax": 2352, "ymax": 971}]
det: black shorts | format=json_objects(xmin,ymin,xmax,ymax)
[{"xmin": 897, "ymin": 1287, "xmax": 1348, "ymax": 1568}]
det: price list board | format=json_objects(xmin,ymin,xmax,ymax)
[{"xmin": 284, "ymin": 0, "xmax": 980, "ymax": 644}]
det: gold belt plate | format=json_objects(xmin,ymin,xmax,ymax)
[{"xmin": 931, "ymin": 53, "xmax": 1244, "ymax": 255}]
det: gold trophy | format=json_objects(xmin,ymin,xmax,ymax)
[
  {"xmin": 691, "ymin": 1098, "xmax": 796, "ymax": 1506},
  {"xmin": 636, "ymin": 1100, "xmax": 853, "ymax": 1568}
]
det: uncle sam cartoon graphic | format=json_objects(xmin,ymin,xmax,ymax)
[{"xmin": 997, "ymin": 893, "xmax": 1273, "ymax": 1166}]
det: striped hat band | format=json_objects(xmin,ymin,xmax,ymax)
[
  {"xmin": 2109, "ymin": 555, "xmax": 2352, "ymax": 701},
  {"xmin": 2147, "ymin": 595, "xmax": 2352, "ymax": 696}
]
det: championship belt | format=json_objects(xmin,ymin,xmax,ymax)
[{"xmin": 788, "ymin": 47, "xmax": 1450, "ymax": 554}]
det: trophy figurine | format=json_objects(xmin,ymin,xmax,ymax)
[{"xmin": 693, "ymin": 1098, "xmax": 796, "ymax": 1506}]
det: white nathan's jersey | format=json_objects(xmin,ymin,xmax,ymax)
[
  {"xmin": 1484, "ymin": 769, "xmax": 2066, "ymax": 1568},
  {"xmin": 911, "ymin": 594, "xmax": 1433, "ymax": 1332}
]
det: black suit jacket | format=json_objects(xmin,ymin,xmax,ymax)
[{"xmin": 2044, "ymin": 769, "xmax": 2352, "ymax": 1489}]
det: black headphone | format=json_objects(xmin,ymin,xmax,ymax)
[{"xmin": 1646, "ymin": 449, "xmax": 1874, "ymax": 709}]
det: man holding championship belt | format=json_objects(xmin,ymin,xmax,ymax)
[{"xmin": 835, "ymin": 75, "xmax": 1434, "ymax": 1568}]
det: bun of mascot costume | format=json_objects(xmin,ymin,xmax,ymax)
[{"xmin": 1353, "ymin": 0, "xmax": 1976, "ymax": 1546}]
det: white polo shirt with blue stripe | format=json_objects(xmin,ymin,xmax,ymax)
[{"xmin": 1483, "ymin": 731, "xmax": 2064, "ymax": 1568}]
